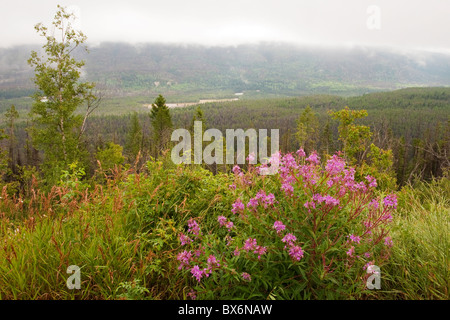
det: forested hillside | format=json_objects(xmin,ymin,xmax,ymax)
[{"xmin": 1, "ymin": 42, "xmax": 450, "ymax": 99}]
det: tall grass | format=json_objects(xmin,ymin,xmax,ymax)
[{"xmin": 382, "ymin": 176, "xmax": 449, "ymax": 299}]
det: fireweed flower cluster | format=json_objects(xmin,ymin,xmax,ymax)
[
  {"xmin": 175, "ymin": 149, "xmax": 396, "ymax": 298},
  {"xmin": 246, "ymin": 190, "xmax": 276, "ymax": 211},
  {"xmin": 218, "ymin": 215, "xmax": 234, "ymax": 231}
]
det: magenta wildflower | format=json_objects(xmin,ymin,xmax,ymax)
[
  {"xmin": 346, "ymin": 246, "xmax": 355, "ymax": 257},
  {"xmin": 243, "ymin": 238, "xmax": 258, "ymax": 252},
  {"xmin": 304, "ymin": 201, "xmax": 316, "ymax": 209},
  {"xmin": 296, "ymin": 148, "xmax": 306, "ymax": 157},
  {"xmin": 247, "ymin": 197, "xmax": 259, "ymax": 210},
  {"xmin": 231, "ymin": 198, "xmax": 245, "ymax": 214},
  {"xmin": 217, "ymin": 216, "xmax": 227, "ymax": 226},
  {"xmin": 364, "ymin": 252, "xmax": 371, "ymax": 258},
  {"xmin": 187, "ymin": 289, "xmax": 197, "ymax": 300},
  {"xmin": 264, "ymin": 193, "xmax": 276, "ymax": 207},
  {"xmin": 383, "ymin": 194, "xmax": 398, "ymax": 209},
  {"xmin": 323, "ymin": 195, "xmax": 339, "ymax": 206},
  {"xmin": 187, "ymin": 219, "xmax": 201, "ymax": 236},
  {"xmin": 326, "ymin": 155, "xmax": 346, "ymax": 175},
  {"xmin": 306, "ymin": 151, "xmax": 320, "ymax": 165},
  {"xmin": 225, "ymin": 221, "xmax": 234, "ymax": 232},
  {"xmin": 176, "ymin": 250, "xmax": 192, "ymax": 270},
  {"xmin": 206, "ymin": 255, "xmax": 220, "ymax": 269},
  {"xmin": 282, "ymin": 233, "xmax": 297, "ymax": 247},
  {"xmin": 179, "ymin": 233, "xmax": 192, "ymax": 246},
  {"xmin": 241, "ymin": 272, "xmax": 251, "ymax": 282},
  {"xmin": 281, "ymin": 181, "xmax": 294, "ymax": 195},
  {"xmin": 228, "ymin": 184, "xmax": 236, "ymax": 190},
  {"xmin": 233, "ymin": 247, "xmax": 240, "ymax": 256},
  {"xmin": 247, "ymin": 152, "xmax": 256, "ymax": 163},
  {"xmin": 369, "ymin": 199, "xmax": 380, "ymax": 210},
  {"xmin": 289, "ymin": 246, "xmax": 304, "ymax": 261},
  {"xmin": 253, "ymin": 245, "xmax": 267, "ymax": 259},
  {"xmin": 282, "ymin": 153, "xmax": 297, "ymax": 169},
  {"xmin": 365, "ymin": 175, "xmax": 377, "ymax": 188},
  {"xmin": 349, "ymin": 234, "xmax": 361, "ymax": 244},
  {"xmin": 232, "ymin": 165, "xmax": 241, "ymax": 175},
  {"xmin": 190, "ymin": 265, "xmax": 204, "ymax": 282},
  {"xmin": 273, "ymin": 221, "xmax": 286, "ymax": 234}
]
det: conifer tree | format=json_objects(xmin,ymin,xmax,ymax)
[
  {"xmin": 149, "ymin": 94, "xmax": 173, "ymax": 157},
  {"xmin": 125, "ymin": 111, "xmax": 143, "ymax": 163}
]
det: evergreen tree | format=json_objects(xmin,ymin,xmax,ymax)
[
  {"xmin": 125, "ymin": 111, "xmax": 143, "ymax": 164},
  {"xmin": 150, "ymin": 94, "xmax": 173, "ymax": 157}
]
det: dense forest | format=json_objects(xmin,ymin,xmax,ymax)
[{"xmin": 0, "ymin": 6, "xmax": 448, "ymax": 301}]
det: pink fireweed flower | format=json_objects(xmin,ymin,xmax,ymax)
[
  {"xmin": 306, "ymin": 151, "xmax": 320, "ymax": 165},
  {"xmin": 255, "ymin": 190, "xmax": 267, "ymax": 201},
  {"xmin": 247, "ymin": 152, "xmax": 256, "ymax": 163},
  {"xmin": 225, "ymin": 221, "xmax": 234, "ymax": 232},
  {"xmin": 231, "ymin": 198, "xmax": 245, "ymax": 215},
  {"xmin": 190, "ymin": 265, "xmax": 204, "ymax": 282},
  {"xmin": 177, "ymin": 250, "xmax": 192, "ymax": 270},
  {"xmin": 263, "ymin": 193, "xmax": 276, "ymax": 207},
  {"xmin": 232, "ymin": 165, "xmax": 241, "ymax": 175},
  {"xmin": 304, "ymin": 201, "xmax": 316, "ymax": 210},
  {"xmin": 296, "ymin": 148, "xmax": 306, "ymax": 157},
  {"xmin": 233, "ymin": 247, "xmax": 241, "ymax": 256},
  {"xmin": 206, "ymin": 255, "xmax": 220, "ymax": 268},
  {"xmin": 349, "ymin": 234, "xmax": 361, "ymax": 244},
  {"xmin": 364, "ymin": 252, "xmax": 371, "ymax": 258},
  {"xmin": 384, "ymin": 237, "xmax": 393, "ymax": 247},
  {"xmin": 282, "ymin": 233, "xmax": 297, "ymax": 248},
  {"xmin": 187, "ymin": 289, "xmax": 197, "ymax": 300},
  {"xmin": 243, "ymin": 238, "xmax": 258, "ymax": 252},
  {"xmin": 281, "ymin": 181, "xmax": 294, "ymax": 196},
  {"xmin": 247, "ymin": 197, "xmax": 259, "ymax": 210},
  {"xmin": 179, "ymin": 233, "xmax": 192, "ymax": 246},
  {"xmin": 282, "ymin": 153, "xmax": 297, "ymax": 169},
  {"xmin": 382, "ymin": 212, "xmax": 393, "ymax": 222},
  {"xmin": 383, "ymin": 194, "xmax": 398, "ymax": 209},
  {"xmin": 273, "ymin": 221, "xmax": 286, "ymax": 234},
  {"xmin": 369, "ymin": 199, "xmax": 380, "ymax": 210},
  {"xmin": 241, "ymin": 272, "xmax": 251, "ymax": 282},
  {"xmin": 324, "ymin": 195, "xmax": 339, "ymax": 206},
  {"xmin": 326, "ymin": 155, "xmax": 346, "ymax": 175},
  {"xmin": 187, "ymin": 219, "xmax": 201, "ymax": 236},
  {"xmin": 217, "ymin": 216, "xmax": 227, "ymax": 226},
  {"xmin": 346, "ymin": 246, "xmax": 355, "ymax": 257},
  {"xmin": 365, "ymin": 175, "xmax": 377, "ymax": 188},
  {"xmin": 289, "ymin": 245, "xmax": 304, "ymax": 261},
  {"xmin": 253, "ymin": 245, "xmax": 267, "ymax": 260},
  {"xmin": 228, "ymin": 184, "xmax": 236, "ymax": 190}
]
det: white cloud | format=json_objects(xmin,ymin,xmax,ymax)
[{"xmin": 0, "ymin": 0, "xmax": 449, "ymax": 52}]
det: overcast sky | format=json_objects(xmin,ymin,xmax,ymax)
[{"xmin": 1, "ymin": 0, "xmax": 449, "ymax": 53}]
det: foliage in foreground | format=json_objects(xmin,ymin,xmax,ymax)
[{"xmin": 0, "ymin": 154, "xmax": 447, "ymax": 300}]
